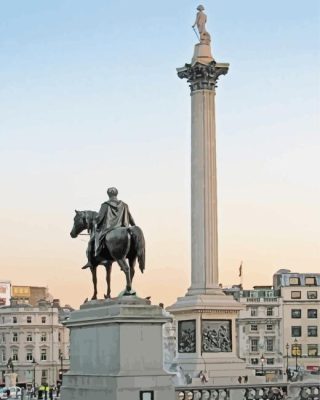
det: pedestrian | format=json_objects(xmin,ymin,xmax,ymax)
[{"xmin": 49, "ymin": 386, "xmax": 53, "ymax": 400}]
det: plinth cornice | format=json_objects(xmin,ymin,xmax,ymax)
[{"xmin": 177, "ymin": 60, "xmax": 229, "ymax": 92}]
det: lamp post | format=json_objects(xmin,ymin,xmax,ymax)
[
  {"xmin": 286, "ymin": 343, "xmax": 289, "ymax": 381},
  {"xmin": 293, "ymin": 338, "xmax": 299, "ymax": 371},
  {"xmin": 60, "ymin": 354, "xmax": 63, "ymax": 380},
  {"xmin": 32, "ymin": 358, "xmax": 37, "ymax": 398},
  {"xmin": 260, "ymin": 354, "xmax": 265, "ymax": 375}
]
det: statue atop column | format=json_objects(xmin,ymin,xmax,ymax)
[{"xmin": 192, "ymin": 5, "xmax": 211, "ymax": 45}]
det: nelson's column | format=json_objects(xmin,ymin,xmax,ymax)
[{"xmin": 168, "ymin": 5, "xmax": 250, "ymax": 384}]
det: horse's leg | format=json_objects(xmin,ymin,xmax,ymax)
[
  {"xmin": 104, "ymin": 261, "xmax": 113, "ymax": 299},
  {"xmin": 90, "ymin": 266, "xmax": 98, "ymax": 300},
  {"xmin": 129, "ymin": 256, "xmax": 136, "ymax": 285},
  {"xmin": 117, "ymin": 258, "xmax": 132, "ymax": 293}
]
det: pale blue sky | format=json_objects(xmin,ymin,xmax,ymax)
[{"xmin": 0, "ymin": 1, "xmax": 319, "ymax": 307}]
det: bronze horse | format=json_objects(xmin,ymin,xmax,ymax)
[{"xmin": 70, "ymin": 210, "xmax": 145, "ymax": 299}]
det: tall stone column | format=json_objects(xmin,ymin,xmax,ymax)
[
  {"xmin": 177, "ymin": 46, "xmax": 229, "ymax": 295},
  {"xmin": 167, "ymin": 40, "xmax": 249, "ymax": 383}
]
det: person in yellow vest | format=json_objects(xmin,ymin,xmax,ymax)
[
  {"xmin": 43, "ymin": 383, "xmax": 49, "ymax": 400},
  {"xmin": 38, "ymin": 384, "xmax": 44, "ymax": 399}
]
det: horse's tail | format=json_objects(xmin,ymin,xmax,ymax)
[{"xmin": 130, "ymin": 226, "xmax": 145, "ymax": 273}]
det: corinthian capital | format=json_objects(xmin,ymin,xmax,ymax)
[{"xmin": 177, "ymin": 61, "xmax": 229, "ymax": 92}]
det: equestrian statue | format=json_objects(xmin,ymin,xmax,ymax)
[{"xmin": 70, "ymin": 187, "xmax": 145, "ymax": 299}]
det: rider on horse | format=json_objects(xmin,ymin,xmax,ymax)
[{"xmin": 82, "ymin": 187, "xmax": 136, "ymax": 269}]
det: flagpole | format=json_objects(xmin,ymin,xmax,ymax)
[{"xmin": 239, "ymin": 261, "xmax": 243, "ymax": 289}]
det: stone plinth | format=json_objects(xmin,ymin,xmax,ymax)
[
  {"xmin": 191, "ymin": 43, "xmax": 213, "ymax": 64},
  {"xmin": 61, "ymin": 296, "xmax": 175, "ymax": 400},
  {"xmin": 4, "ymin": 372, "xmax": 17, "ymax": 387},
  {"xmin": 167, "ymin": 292, "xmax": 251, "ymax": 383}
]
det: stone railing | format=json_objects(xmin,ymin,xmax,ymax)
[
  {"xmin": 245, "ymin": 297, "xmax": 279, "ymax": 303},
  {"xmin": 175, "ymin": 382, "xmax": 319, "ymax": 399}
]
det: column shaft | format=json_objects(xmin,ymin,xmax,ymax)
[{"xmin": 189, "ymin": 89, "xmax": 219, "ymax": 294}]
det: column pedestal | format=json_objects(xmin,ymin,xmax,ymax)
[
  {"xmin": 167, "ymin": 292, "xmax": 249, "ymax": 384},
  {"xmin": 61, "ymin": 296, "xmax": 175, "ymax": 400},
  {"xmin": 4, "ymin": 372, "xmax": 17, "ymax": 387}
]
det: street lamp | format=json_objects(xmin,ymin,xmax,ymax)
[
  {"xmin": 286, "ymin": 343, "xmax": 289, "ymax": 381},
  {"xmin": 32, "ymin": 358, "xmax": 37, "ymax": 398},
  {"xmin": 260, "ymin": 354, "xmax": 265, "ymax": 375},
  {"xmin": 60, "ymin": 354, "xmax": 63, "ymax": 381},
  {"xmin": 293, "ymin": 338, "xmax": 300, "ymax": 371}
]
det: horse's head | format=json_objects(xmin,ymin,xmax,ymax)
[{"xmin": 70, "ymin": 210, "xmax": 87, "ymax": 238}]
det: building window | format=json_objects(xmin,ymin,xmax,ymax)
[
  {"xmin": 13, "ymin": 316, "xmax": 17, "ymax": 324},
  {"xmin": 26, "ymin": 351, "xmax": 33, "ymax": 361},
  {"xmin": 250, "ymin": 324, "xmax": 258, "ymax": 331},
  {"xmin": 58, "ymin": 332, "xmax": 61, "ymax": 342},
  {"xmin": 308, "ymin": 344, "xmax": 318, "ymax": 357},
  {"xmin": 12, "ymin": 332, "xmax": 18, "ymax": 342},
  {"xmin": 291, "ymin": 343, "xmax": 301, "ymax": 357},
  {"xmin": 305, "ymin": 277, "xmax": 316, "ymax": 286},
  {"xmin": 291, "ymin": 291, "xmax": 301, "ymax": 299},
  {"xmin": 140, "ymin": 391, "xmax": 154, "ymax": 400},
  {"xmin": 1, "ymin": 333, "xmax": 5, "ymax": 343},
  {"xmin": 267, "ymin": 358, "xmax": 274, "ymax": 365},
  {"xmin": 266, "ymin": 324, "xmax": 273, "ymax": 331},
  {"xmin": 1, "ymin": 350, "xmax": 6, "ymax": 362},
  {"xmin": 251, "ymin": 339, "xmax": 258, "ymax": 352},
  {"xmin": 41, "ymin": 349, "xmax": 47, "ymax": 361},
  {"xmin": 291, "ymin": 309, "xmax": 301, "ymax": 318},
  {"xmin": 291, "ymin": 326, "xmax": 301, "ymax": 337},
  {"xmin": 308, "ymin": 326, "xmax": 318, "ymax": 337},
  {"xmin": 289, "ymin": 277, "xmax": 300, "ymax": 286},
  {"xmin": 41, "ymin": 369, "xmax": 48, "ymax": 379},
  {"xmin": 266, "ymin": 338, "xmax": 274, "ymax": 352},
  {"xmin": 308, "ymin": 309, "xmax": 318, "ymax": 319},
  {"xmin": 251, "ymin": 308, "xmax": 257, "ymax": 317},
  {"xmin": 41, "ymin": 333, "xmax": 47, "ymax": 342},
  {"xmin": 27, "ymin": 333, "xmax": 33, "ymax": 342},
  {"xmin": 266, "ymin": 307, "xmax": 273, "ymax": 316},
  {"xmin": 251, "ymin": 358, "xmax": 259, "ymax": 365},
  {"xmin": 307, "ymin": 291, "xmax": 318, "ymax": 299},
  {"xmin": 27, "ymin": 316, "xmax": 32, "ymax": 323},
  {"xmin": 41, "ymin": 316, "xmax": 46, "ymax": 324},
  {"xmin": 12, "ymin": 349, "xmax": 18, "ymax": 361}
]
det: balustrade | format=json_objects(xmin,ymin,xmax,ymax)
[{"xmin": 175, "ymin": 383, "xmax": 319, "ymax": 399}]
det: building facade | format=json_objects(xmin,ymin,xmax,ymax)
[
  {"xmin": 0, "ymin": 298, "xmax": 71, "ymax": 387},
  {"xmin": 235, "ymin": 286, "xmax": 283, "ymax": 381},
  {"xmin": 273, "ymin": 269, "xmax": 320, "ymax": 374},
  {"xmin": 0, "ymin": 282, "xmax": 11, "ymax": 306},
  {"xmin": 11, "ymin": 286, "xmax": 52, "ymax": 307}
]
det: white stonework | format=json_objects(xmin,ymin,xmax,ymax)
[
  {"xmin": 61, "ymin": 296, "xmax": 175, "ymax": 400},
  {"xmin": 190, "ymin": 86, "xmax": 219, "ymax": 294}
]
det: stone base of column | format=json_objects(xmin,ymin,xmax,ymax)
[
  {"xmin": 191, "ymin": 43, "xmax": 214, "ymax": 64},
  {"xmin": 61, "ymin": 296, "xmax": 175, "ymax": 400},
  {"xmin": 4, "ymin": 373, "xmax": 17, "ymax": 387},
  {"xmin": 167, "ymin": 293, "xmax": 254, "ymax": 385}
]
